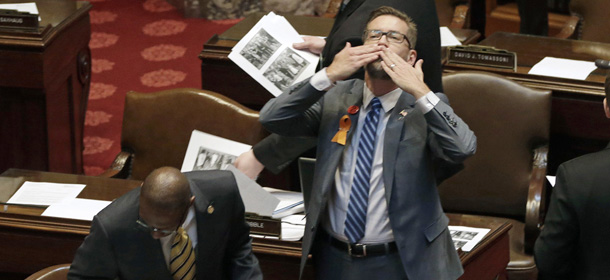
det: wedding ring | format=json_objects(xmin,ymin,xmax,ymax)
[{"xmin": 390, "ymin": 64, "xmax": 396, "ymax": 69}]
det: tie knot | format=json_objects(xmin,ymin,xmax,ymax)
[{"xmin": 370, "ymin": 97, "xmax": 382, "ymax": 111}]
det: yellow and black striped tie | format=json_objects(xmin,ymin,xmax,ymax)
[{"xmin": 170, "ymin": 227, "xmax": 196, "ymax": 280}]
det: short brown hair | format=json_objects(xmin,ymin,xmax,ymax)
[{"xmin": 363, "ymin": 6, "xmax": 417, "ymax": 48}]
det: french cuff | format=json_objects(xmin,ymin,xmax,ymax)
[
  {"xmin": 415, "ymin": 91, "xmax": 440, "ymax": 114},
  {"xmin": 310, "ymin": 67, "xmax": 335, "ymax": 91}
]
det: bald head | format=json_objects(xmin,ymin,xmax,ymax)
[{"xmin": 140, "ymin": 167, "xmax": 192, "ymax": 213}]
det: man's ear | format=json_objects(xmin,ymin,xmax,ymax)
[
  {"xmin": 407, "ymin": 49, "xmax": 417, "ymax": 66},
  {"xmin": 604, "ymin": 98, "xmax": 610, "ymax": 119}
]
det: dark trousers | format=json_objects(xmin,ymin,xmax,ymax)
[{"xmin": 312, "ymin": 232, "xmax": 408, "ymax": 280}]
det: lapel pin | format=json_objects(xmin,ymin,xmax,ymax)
[
  {"xmin": 331, "ymin": 115, "xmax": 351, "ymax": 146},
  {"xmin": 347, "ymin": 105, "xmax": 359, "ymax": 115},
  {"xmin": 207, "ymin": 205, "xmax": 214, "ymax": 214},
  {"xmin": 398, "ymin": 109, "xmax": 408, "ymax": 120}
]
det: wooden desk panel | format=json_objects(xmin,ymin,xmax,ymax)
[
  {"xmin": 444, "ymin": 32, "xmax": 610, "ymax": 174},
  {"xmin": 0, "ymin": 0, "xmax": 92, "ymax": 175},
  {"xmin": 0, "ymin": 169, "xmax": 510, "ymax": 279}
]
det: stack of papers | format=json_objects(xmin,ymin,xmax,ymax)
[
  {"xmin": 228, "ymin": 12, "xmax": 319, "ymax": 97},
  {"xmin": 529, "ymin": 57, "xmax": 597, "ymax": 80},
  {"xmin": 263, "ymin": 187, "xmax": 304, "ymax": 219},
  {"xmin": 448, "ymin": 226, "xmax": 490, "ymax": 252}
]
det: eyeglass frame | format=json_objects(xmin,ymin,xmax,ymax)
[
  {"xmin": 136, "ymin": 206, "xmax": 189, "ymax": 236},
  {"xmin": 363, "ymin": 29, "xmax": 411, "ymax": 47}
]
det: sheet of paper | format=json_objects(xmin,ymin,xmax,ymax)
[
  {"xmin": 263, "ymin": 187, "xmax": 305, "ymax": 218},
  {"xmin": 281, "ymin": 214, "xmax": 306, "ymax": 241},
  {"xmin": 226, "ymin": 165, "xmax": 280, "ymax": 217},
  {"xmin": 529, "ymin": 57, "xmax": 597, "ymax": 80},
  {"xmin": 0, "ymin": 3, "xmax": 39, "ymax": 15},
  {"xmin": 181, "ymin": 130, "xmax": 252, "ymax": 173},
  {"xmin": 228, "ymin": 12, "xmax": 319, "ymax": 97},
  {"xmin": 546, "ymin": 175, "xmax": 556, "ymax": 187},
  {"xmin": 42, "ymin": 198, "xmax": 111, "ymax": 221},
  {"xmin": 6, "ymin": 181, "xmax": 85, "ymax": 206},
  {"xmin": 449, "ymin": 226, "xmax": 490, "ymax": 252},
  {"xmin": 440, "ymin": 26, "xmax": 461, "ymax": 47}
]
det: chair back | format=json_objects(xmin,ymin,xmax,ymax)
[
  {"xmin": 436, "ymin": 0, "xmax": 470, "ymax": 28},
  {"xmin": 438, "ymin": 72, "xmax": 551, "ymax": 221},
  {"xmin": 25, "ymin": 264, "xmax": 70, "ymax": 280},
  {"xmin": 570, "ymin": 0, "xmax": 610, "ymax": 43},
  {"xmin": 120, "ymin": 88, "xmax": 268, "ymax": 180}
]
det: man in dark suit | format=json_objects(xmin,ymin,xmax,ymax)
[
  {"xmin": 534, "ymin": 71, "xmax": 610, "ymax": 280},
  {"xmin": 260, "ymin": 6, "xmax": 476, "ymax": 279},
  {"xmin": 234, "ymin": 0, "xmax": 442, "ymax": 180},
  {"xmin": 68, "ymin": 167, "xmax": 262, "ymax": 280}
]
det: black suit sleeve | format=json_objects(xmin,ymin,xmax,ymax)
[
  {"xmin": 252, "ymin": 134, "xmax": 317, "ymax": 174},
  {"xmin": 225, "ymin": 175, "xmax": 263, "ymax": 280},
  {"xmin": 68, "ymin": 216, "xmax": 119, "ymax": 280},
  {"xmin": 534, "ymin": 164, "xmax": 578, "ymax": 280}
]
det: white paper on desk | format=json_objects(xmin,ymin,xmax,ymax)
[
  {"xmin": 440, "ymin": 26, "xmax": 461, "ymax": 47},
  {"xmin": 529, "ymin": 57, "xmax": 597, "ymax": 80},
  {"xmin": 226, "ymin": 165, "xmax": 280, "ymax": 217},
  {"xmin": 42, "ymin": 198, "xmax": 111, "ymax": 221},
  {"xmin": 6, "ymin": 181, "xmax": 85, "ymax": 206},
  {"xmin": 448, "ymin": 226, "xmax": 490, "ymax": 252},
  {"xmin": 546, "ymin": 175, "xmax": 556, "ymax": 187},
  {"xmin": 263, "ymin": 187, "xmax": 304, "ymax": 219},
  {"xmin": 228, "ymin": 12, "xmax": 319, "ymax": 97},
  {"xmin": 281, "ymin": 214, "xmax": 306, "ymax": 241},
  {"xmin": 0, "ymin": 3, "xmax": 41, "ymax": 21}
]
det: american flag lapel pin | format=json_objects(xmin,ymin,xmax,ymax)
[{"xmin": 398, "ymin": 109, "xmax": 408, "ymax": 120}]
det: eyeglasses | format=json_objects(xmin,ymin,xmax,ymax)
[
  {"xmin": 136, "ymin": 207, "xmax": 188, "ymax": 237},
  {"xmin": 364, "ymin": 30, "xmax": 410, "ymax": 46},
  {"xmin": 136, "ymin": 219, "xmax": 178, "ymax": 236}
]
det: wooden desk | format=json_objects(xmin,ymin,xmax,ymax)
[
  {"xmin": 444, "ymin": 32, "xmax": 610, "ymax": 174},
  {"xmin": 0, "ymin": 169, "xmax": 510, "ymax": 279},
  {"xmin": 0, "ymin": 1, "xmax": 92, "ymax": 175}
]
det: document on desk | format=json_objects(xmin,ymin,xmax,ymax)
[
  {"xmin": 529, "ymin": 57, "xmax": 597, "ymax": 80},
  {"xmin": 281, "ymin": 214, "xmax": 306, "ymax": 241},
  {"xmin": 0, "ymin": 2, "xmax": 40, "ymax": 20},
  {"xmin": 440, "ymin": 26, "xmax": 461, "ymax": 47},
  {"xmin": 449, "ymin": 226, "xmax": 490, "ymax": 252},
  {"xmin": 42, "ymin": 198, "xmax": 111, "ymax": 221},
  {"xmin": 6, "ymin": 181, "xmax": 85, "ymax": 206},
  {"xmin": 228, "ymin": 12, "xmax": 319, "ymax": 97}
]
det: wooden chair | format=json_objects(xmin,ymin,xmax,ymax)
[
  {"xmin": 25, "ymin": 264, "xmax": 70, "ymax": 280},
  {"xmin": 555, "ymin": 0, "xmax": 610, "ymax": 43},
  {"xmin": 439, "ymin": 72, "xmax": 551, "ymax": 280},
  {"xmin": 100, "ymin": 88, "xmax": 268, "ymax": 180},
  {"xmin": 484, "ymin": 0, "xmax": 571, "ymax": 37}
]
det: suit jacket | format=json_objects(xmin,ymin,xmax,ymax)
[
  {"xmin": 534, "ymin": 145, "xmax": 610, "ymax": 280},
  {"xmin": 259, "ymin": 79, "xmax": 476, "ymax": 280},
  {"xmin": 253, "ymin": 0, "xmax": 443, "ymax": 171},
  {"xmin": 68, "ymin": 170, "xmax": 262, "ymax": 280}
]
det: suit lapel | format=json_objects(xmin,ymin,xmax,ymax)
[
  {"xmin": 190, "ymin": 183, "xmax": 214, "ymax": 279},
  {"xmin": 382, "ymin": 92, "xmax": 416, "ymax": 202}
]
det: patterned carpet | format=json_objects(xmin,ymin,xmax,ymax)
[{"xmin": 83, "ymin": 0, "xmax": 239, "ymax": 175}]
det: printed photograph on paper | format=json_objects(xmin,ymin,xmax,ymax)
[
  {"xmin": 181, "ymin": 130, "xmax": 252, "ymax": 173},
  {"xmin": 239, "ymin": 29, "xmax": 281, "ymax": 69},
  {"xmin": 262, "ymin": 48, "xmax": 310, "ymax": 91},
  {"xmin": 192, "ymin": 147, "xmax": 236, "ymax": 171}
]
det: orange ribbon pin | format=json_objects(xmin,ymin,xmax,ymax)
[{"xmin": 331, "ymin": 115, "xmax": 351, "ymax": 145}]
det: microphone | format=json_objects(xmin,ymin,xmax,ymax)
[{"xmin": 595, "ymin": 59, "xmax": 610, "ymax": 69}]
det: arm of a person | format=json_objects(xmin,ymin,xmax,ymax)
[
  {"xmin": 68, "ymin": 216, "xmax": 119, "ymax": 280},
  {"xmin": 227, "ymin": 180, "xmax": 263, "ymax": 280},
  {"xmin": 251, "ymin": 134, "xmax": 317, "ymax": 174},
  {"xmin": 534, "ymin": 164, "xmax": 578, "ymax": 279}
]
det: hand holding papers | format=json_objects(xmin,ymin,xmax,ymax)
[{"xmin": 228, "ymin": 12, "xmax": 319, "ymax": 97}]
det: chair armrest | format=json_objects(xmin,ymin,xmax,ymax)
[
  {"xmin": 322, "ymin": 0, "xmax": 342, "ymax": 18},
  {"xmin": 98, "ymin": 150, "xmax": 133, "ymax": 179},
  {"xmin": 449, "ymin": 4, "xmax": 469, "ymax": 29},
  {"xmin": 524, "ymin": 145, "xmax": 548, "ymax": 253},
  {"xmin": 25, "ymin": 264, "xmax": 70, "ymax": 280},
  {"xmin": 554, "ymin": 15, "xmax": 580, "ymax": 39}
]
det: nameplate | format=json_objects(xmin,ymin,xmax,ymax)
[
  {"xmin": 246, "ymin": 214, "xmax": 281, "ymax": 237},
  {"xmin": 446, "ymin": 45, "xmax": 517, "ymax": 71},
  {"xmin": 0, "ymin": 9, "xmax": 39, "ymax": 31}
]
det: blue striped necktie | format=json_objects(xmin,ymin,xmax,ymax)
[{"xmin": 344, "ymin": 97, "xmax": 382, "ymax": 244}]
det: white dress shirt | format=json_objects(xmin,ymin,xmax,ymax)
[{"xmin": 159, "ymin": 206, "xmax": 198, "ymax": 268}]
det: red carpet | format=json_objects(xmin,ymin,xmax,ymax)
[{"xmin": 83, "ymin": 0, "xmax": 240, "ymax": 175}]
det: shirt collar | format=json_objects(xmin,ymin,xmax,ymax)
[{"xmin": 362, "ymin": 83, "xmax": 402, "ymax": 113}]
